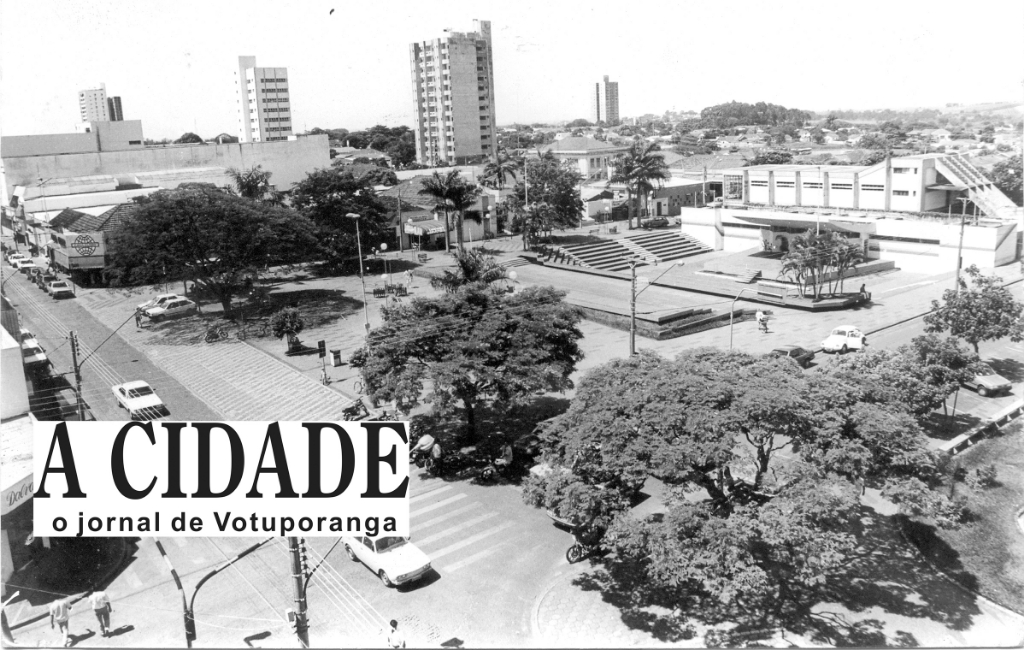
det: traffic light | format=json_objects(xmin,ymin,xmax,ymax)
[
  {"xmin": 317, "ymin": 340, "xmax": 326, "ymax": 358},
  {"xmin": 184, "ymin": 611, "xmax": 197, "ymax": 642}
]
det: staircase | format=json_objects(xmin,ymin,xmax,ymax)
[
  {"xmin": 936, "ymin": 155, "xmax": 1020, "ymax": 222},
  {"xmin": 734, "ymin": 269, "xmax": 762, "ymax": 284},
  {"xmin": 621, "ymin": 231, "xmax": 714, "ymax": 264},
  {"xmin": 558, "ymin": 239, "xmax": 644, "ymax": 271},
  {"xmin": 500, "ymin": 257, "xmax": 530, "ymax": 268},
  {"xmin": 619, "ymin": 237, "xmax": 658, "ymax": 264}
]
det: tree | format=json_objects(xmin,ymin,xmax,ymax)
[
  {"xmin": 511, "ymin": 154, "xmax": 585, "ymax": 248},
  {"xmin": 418, "ymin": 170, "xmax": 480, "ymax": 252},
  {"xmin": 175, "ymin": 132, "xmax": 204, "ymax": 145},
  {"xmin": 480, "ymin": 153, "xmax": 519, "ymax": 191},
  {"xmin": 227, "ymin": 165, "xmax": 284, "ymax": 205},
  {"xmin": 270, "ymin": 307, "xmax": 304, "ymax": 352},
  {"xmin": 745, "ymin": 151, "xmax": 793, "ymax": 166},
  {"xmin": 105, "ymin": 186, "xmax": 317, "ymax": 314},
  {"xmin": 429, "ymin": 249, "xmax": 508, "ymax": 294},
  {"xmin": 566, "ymin": 118, "xmax": 593, "ymax": 128},
  {"xmin": 358, "ymin": 167, "xmax": 399, "ymax": 187},
  {"xmin": 290, "ymin": 167, "xmax": 391, "ymax": 271},
  {"xmin": 447, "ymin": 179, "xmax": 482, "ymax": 251},
  {"xmin": 358, "ymin": 285, "xmax": 584, "ymax": 440},
  {"xmin": 988, "ymin": 154, "xmax": 1022, "ymax": 206},
  {"xmin": 608, "ymin": 141, "xmax": 670, "ymax": 229},
  {"xmin": 924, "ymin": 264, "xmax": 1024, "ymax": 353},
  {"xmin": 856, "ymin": 133, "xmax": 891, "ymax": 150},
  {"xmin": 778, "ymin": 230, "xmax": 862, "ymax": 300},
  {"xmin": 523, "ymin": 348, "xmax": 949, "ymax": 616}
]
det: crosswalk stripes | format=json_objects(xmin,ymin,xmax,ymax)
[
  {"xmin": 414, "ymin": 512, "xmax": 498, "ymax": 546},
  {"xmin": 410, "ymin": 494, "xmax": 467, "ymax": 518}
]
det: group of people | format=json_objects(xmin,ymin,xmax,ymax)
[
  {"xmin": 410, "ymin": 431, "xmax": 514, "ymax": 476},
  {"xmin": 31, "ymin": 591, "xmax": 114, "ymax": 648}
]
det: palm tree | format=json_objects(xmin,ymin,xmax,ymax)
[
  {"xmin": 418, "ymin": 170, "xmax": 460, "ymax": 253},
  {"xmin": 227, "ymin": 165, "xmax": 284, "ymax": 206},
  {"xmin": 447, "ymin": 181, "xmax": 481, "ymax": 252},
  {"xmin": 608, "ymin": 140, "xmax": 670, "ymax": 229},
  {"xmin": 481, "ymin": 153, "xmax": 518, "ymax": 191},
  {"xmin": 429, "ymin": 249, "xmax": 507, "ymax": 293}
]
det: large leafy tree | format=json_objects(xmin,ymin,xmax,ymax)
[
  {"xmin": 358, "ymin": 285, "xmax": 584, "ymax": 440},
  {"xmin": 608, "ymin": 140, "xmax": 670, "ymax": 229},
  {"xmin": 987, "ymin": 154, "xmax": 1022, "ymax": 206},
  {"xmin": 290, "ymin": 168, "xmax": 391, "ymax": 271},
  {"xmin": 104, "ymin": 186, "xmax": 317, "ymax": 313},
  {"xmin": 175, "ymin": 132, "xmax": 203, "ymax": 144},
  {"xmin": 511, "ymin": 153, "xmax": 584, "ymax": 247},
  {"xmin": 924, "ymin": 264, "xmax": 1024, "ymax": 353},
  {"xmin": 778, "ymin": 229, "xmax": 863, "ymax": 300},
  {"xmin": 524, "ymin": 348, "xmax": 952, "ymax": 618},
  {"xmin": 227, "ymin": 165, "xmax": 284, "ymax": 205}
]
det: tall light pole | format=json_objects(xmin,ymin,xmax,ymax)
[
  {"xmin": 346, "ymin": 213, "xmax": 370, "ymax": 332},
  {"xmin": 729, "ymin": 287, "xmax": 759, "ymax": 350},
  {"xmin": 627, "ymin": 257, "xmax": 684, "ymax": 356},
  {"xmin": 954, "ymin": 196, "xmax": 970, "ymax": 296}
]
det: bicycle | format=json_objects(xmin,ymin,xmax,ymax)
[
  {"xmin": 205, "ymin": 325, "xmax": 227, "ymax": 343},
  {"xmin": 353, "ymin": 380, "xmax": 364, "ymax": 394}
]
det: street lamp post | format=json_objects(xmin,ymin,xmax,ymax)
[
  {"xmin": 627, "ymin": 257, "xmax": 685, "ymax": 356},
  {"xmin": 729, "ymin": 287, "xmax": 759, "ymax": 350},
  {"xmin": 345, "ymin": 213, "xmax": 370, "ymax": 332},
  {"xmin": 954, "ymin": 196, "xmax": 971, "ymax": 296}
]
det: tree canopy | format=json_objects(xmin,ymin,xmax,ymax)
[
  {"xmin": 175, "ymin": 132, "xmax": 204, "ymax": 145},
  {"xmin": 924, "ymin": 264, "xmax": 1024, "ymax": 353},
  {"xmin": 509, "ymin": 153, "xmax": 585, "ymax": 248},
  {"xmin": 357, "ymin": 285, "xmax": 584, "ymax": 440},
  {"xmin": 608, "ymin": 141, "xmax": 670, "ymax": 229},
  {"xmin": 429, "ymin": 248, "xmax": 508, "ymax": 294},
  {"xmin": 227, "ymin": 165, "xmax": 284, "ymax": 205},
  {"xmin": 105, "ymin": 186, "xmax": 317, "ymax": 313},
  {"xmin": 988, "ymin": 154, "xmax": 1022, "ymax": 206},
  {"xmin": 698, "ymin": 101, "xmax": 812, "ymax": 129},
  {"xmin": 290, "ymin": 167, "xmax": 392, "ymax": 270},
  {"xmin": 524, "ymin": 348, "xmax": 955, "ymax": 615},
  {"xmin": 778, "ymin": 230, "xmax": 864, "ymax": 299}
]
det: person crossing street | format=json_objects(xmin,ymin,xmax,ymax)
[{"xmin": 88, "ymin": 590, "xmax": 112, "ymax": 637}]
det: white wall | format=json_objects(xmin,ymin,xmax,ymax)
[{"xmin": 1, "ymin": 330, "xmax": 29, "ymax": 419}]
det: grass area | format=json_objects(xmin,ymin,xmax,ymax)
[{"xmin": 904, "ymin": 421, "xmax": 1024, "ymax": 613}]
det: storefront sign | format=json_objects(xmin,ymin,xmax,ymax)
[{"xmin": 2, "ymin": 474, "xmax": 33, "ymax": 516}]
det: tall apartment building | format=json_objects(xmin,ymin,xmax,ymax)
[
  {"xmin": 235, "ymin": 56, "xmax": 292, "ymax": 143},
  {"xmin": 410, "ymin": 19, "xmax": 496, "ymax": 165},
  {"xmin": 78, "ymin": 84, "xmax": 109, "ymax": 122},
  {"xmin": 592, "ymin": 75, "xmax": 620, "ymax": 125},
  {"xmin": 107, "ymin": 96, "xmax": 124, "ymax": 121}
]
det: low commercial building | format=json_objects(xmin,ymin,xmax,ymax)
[{"xmin": 538, "ymin": 137, "xmax": 629, "ymax": 182}]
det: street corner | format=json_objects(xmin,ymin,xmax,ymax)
[{"xmin": 530, "ymin": 566, "xmax": 666, "ymax": 648}]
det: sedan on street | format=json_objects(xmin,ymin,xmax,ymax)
[
  {"xmin": 145, "ymin": 298, "xmax": 197, "ymax": 322},
  {"xmin": 821, "ymin": 325, "xmax": 867, "ymax": 354},
  {"xmin": 111, "ymin": 380, "xmax": 171, "ymax": 420},
  {"xmin": 48, "ymin": 280, "xmax": 76, "ymax": 299},
  {"xmin": 342, "ymin": 535, "xmax": 432, "ymax": 588},
  {"xmin": 769, "ymin": 345, "xmax": 815, "ymax": 368},
  {"xmin": 965, "ymin": 363, "xmax": 1012, "ymax": 397},
  {"xmin": 16, "ymin": 259, "xmax": 37, "ymax": 274},
  {"xmin": 22, "ymin": 340, "xmax": 49, "ymax": 370}
]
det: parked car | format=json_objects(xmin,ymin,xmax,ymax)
[
  {"xmin": 21, "ymin": 340, "xmax": 48, "ymax": 369},
  {"xmin": 137, "ymin": 293, "xmax": 183, "ymax": 313},
  {"xmin": 769, "ymin": 345, "xmax": 815, "ymax": 368},
  {"xmin": 821, "ymin": 325, "xmax": 866, "ymax": 354},
  {"xmin": 6, "ymin": 252, "xmax": 26, "ymax": 267},
  {"xmin": 145, "ymin": 298, "xmax": 198, "ymax": 322},
  {"xmin": 47, "ymin": 280, "xmax": 76, "ymax": 299},
  {"xmin": 640, "ymin": 217, "xmax": 670, "ymax": 228},
  {"xmin": 16, "ymin": 259, "xmax": 37, "ymax": 274},
  {"xmin": 36, "ymin": 271, "xmax": 58, "ymax": 290},
  {"xmin": 111, "ymin": 380, "xmax": 170, "ymax": 420},
  {"xmin": 965, "ymin": 363, "xmax": 1012, "ymax": 397},
  {"xmin": 342, "ymin": 535, "xmax": 431, "ymax": 588},
  {"xmin": 16, "ymin": 328, "xmax": 35, "ymax": 344}
]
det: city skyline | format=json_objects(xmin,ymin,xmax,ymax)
[{"xmin": 1, "ymin": 0, "xmax": 1022, "ymax": 141}]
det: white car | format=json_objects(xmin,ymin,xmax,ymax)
[
  {"xmin": 821, "ymin": 325, "xmax": 866, "ymax": 354},
  {"xmin": 342, "ymin": 535, "xmax": 432, "ymax": 588},
  {"xmin": 137, "ymin": 293, "xmax": 183, "ymax": 313},
  {"xmin": 6, "ymin": 253, "xmax": 26, "ymax": 267},
  {"xmin": 111, "ymin": 380, "xmax": 170, "ymax": 420},
  {"xmin": 145, "ymin": 298, "xmax": 197, "ymax": 322},
  {"xmin": 17, "ymin": 328, "xmax": 35, "ymax": 344},
  {"xmin": 22, "ymin": 340, "xmax": 48, "ymax": 369},
  {"xmin": 16, "ymin": 259, "xmax": 37, "ymax": 274},
  {"xmin": 48, "ymin": 280, "xmax": 75, "ymax": 299}
]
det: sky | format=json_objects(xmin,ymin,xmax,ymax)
[{"xmin": 1, "ymin": 0, "xmax": 1022, "ymax": 141}]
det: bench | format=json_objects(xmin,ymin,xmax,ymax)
[
  {"xmin": 373, "ymin": 287, "xmax": 386, "ymax": 298},
  {"xmin": 588, "ymin": 228, "xmax": 599, "ymax": 235},
  {"xmin": 417, "ymin": 253, "xmax": 428, "ymax": 263}
]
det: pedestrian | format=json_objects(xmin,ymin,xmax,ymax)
[
  {"xmin": 49, "ymin": 597, "xmax": 72, "ymax": 647},
  {"xmin": 404, "ymin": 270, "xmax": 414, "ymax": 289},
  {"xmin": 134, "ymin": 308, "xmax": 143, "ymax": 329},
  {"xmin": 88, "ymin": 590, "xmax": 112, "ymax": 637},
  {"xmin": 859, "ymin": 283, "xmax": 868, "ymax": 300},
  {"xmin": 383, "ymin": 619, "xmax": 405, "ymax": 649}
]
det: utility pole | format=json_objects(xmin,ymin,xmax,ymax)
[
  {"xmin": 628, "ymin": 258, "xmax": 639, "ymax": 356},
  {"xmin": 288, "ymin": 537, "xmax": 310, "ymax": 647},
  {"xmin": 954, "ymin": 196, "xmax": 970, "ymax": 296},
  {"xmin": 69, "ymin": 331, "xmax": 84, "ymax": 420}
]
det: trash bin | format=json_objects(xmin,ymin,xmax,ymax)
[{"xmin": 331, "ymin": 349, "xmax": 342, "ymax": 367}]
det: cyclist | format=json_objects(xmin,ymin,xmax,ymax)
[{"xmin": 755, "ymin": 310, "xmax": 769, "ymax": 333}]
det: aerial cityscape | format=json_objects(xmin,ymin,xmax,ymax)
[{"xmin": 1, "ymin": 0, "xmax": 1023, "ymax": 647}]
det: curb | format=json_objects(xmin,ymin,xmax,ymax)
[{"xmin": 10, "ymin": 537, "xmax": 130, "ymax": 631}]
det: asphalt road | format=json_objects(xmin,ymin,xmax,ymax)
[{"xmin": 4, "ymin": 269, "xmax": 220, "ymax": 422}]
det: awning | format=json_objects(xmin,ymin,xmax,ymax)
[
  {"xmin": 404, "ymin": 219, "xmax": 446, "ymax": 235},
  {"xmin": 733, "ymin": 214, "xmax": 875, "ymax": 234}
]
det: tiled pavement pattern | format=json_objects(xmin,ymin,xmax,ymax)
[{"xmin": 76, "ymin": 290, "xmax": 358, "ymax": 421}]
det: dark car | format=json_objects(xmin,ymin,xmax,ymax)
[
  {"xmin": 769, "ymin": 345, "xmax": 815, "ymax": 368},
  {"xmin": 36, "ymin": 271, "xmax": 57, "ymax": 290}
]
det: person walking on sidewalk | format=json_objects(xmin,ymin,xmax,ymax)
[
  {"xmin": 404, "ymin": 270, "xmax": 414, "ymax": 289},
  {"xmin": 382, "ymin": 619, "xmax": 406, "ymax": 648},
  {"xmin": 48, "ymin": 597, "xmax": 72, "ymax": 647},
  {"xmin": 88, "ymin": 590, "xmax": 112, "ymax": 637},
  {"xmin": 134, "ymin": 308, "xmax": 143, "ymax": 329}
]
